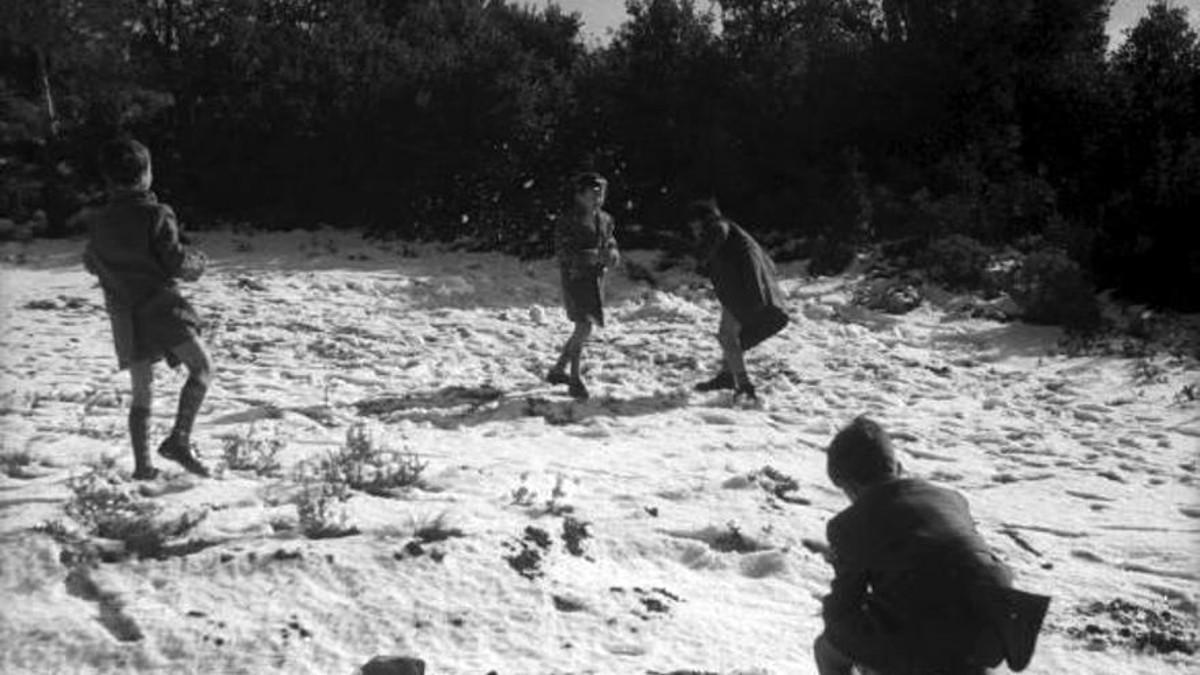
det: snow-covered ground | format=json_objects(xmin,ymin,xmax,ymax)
[{"xmin": 0, "ymin": 229, "xmax": 1197, "ymax": 674}]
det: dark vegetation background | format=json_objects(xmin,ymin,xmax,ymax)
[{"xmin": 2, "ymin": 0, "xmax": 1198, "ymax": 318}]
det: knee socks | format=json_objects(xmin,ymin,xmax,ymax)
[
  {"xmin": 170, "ymin": 373, "xmax": 208, "ymax": 444},
  {"xmin": 128, "ymin": 405, "xmax": 152, "ymax": 473}
]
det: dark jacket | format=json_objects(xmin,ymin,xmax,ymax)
[
  {"xmin": 823, "ymin": 478, "xmax": 1015, "ymax": 673},
  {"xmin": 83, "ymin": 189, "xmax": 189, "ymax": 306},
  {"xmin": 696, "ymin": 217, "xmax": 788, "ymax": 348},
  {"xmin": 556, "ymin": 205, "xmax": 617, "ymax": 275}
]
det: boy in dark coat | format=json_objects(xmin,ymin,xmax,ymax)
[
  {"xmin": 547, "ymin": 172, "xmax": 619, "ymax": 400},
  {"xmin": 686, "ymin": 200, "xmax": 788, "ymax": 401},
  {"xmin": 816, "ymin": 416, "xmax": 1050, "ymax": 675},
  {"xmin": 82, "ymin": 138, "xmax": 212, "ymax": 478}
]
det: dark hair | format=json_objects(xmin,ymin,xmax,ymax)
[
  {"xmin": 826, "ymin": 416, "xmax": 898, "ymax": 486},
  {"xmin": 573, "ymin": 171, "xmax": 607, "ymax": 192},
  {"xmin": 685, "ymin": 198, "xmax": 722, "ymax": 224},
  {"xmin": 99, "ymin": 137, "xmax": 151, "ymax": 186}
]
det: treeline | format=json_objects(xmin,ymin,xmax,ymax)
[{"xmin": 1, "ymin": 0, "xmax": 1198, "ymax": 310}]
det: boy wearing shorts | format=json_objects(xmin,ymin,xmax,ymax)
[
  {"xmin": 83, "ymin": 138, "xmax": 212, "ymax": 478},
  {"xmin": 547, "ymin": 173, "xmax": 619, "ymax": 400}
]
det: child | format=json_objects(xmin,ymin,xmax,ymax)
[
  {"xmin": 686, "ymin": 200, "xmax": 788, "ymax": 401},
  {"xmin": 82, "ymin": 138, "xmax": 212, "ymax": 479},
  {"xmin": 815, "ymin": 416, "xmax": 1050, "ymax": 675},
  {"xmin": 546, "ymin": 172, "xmax": 619, "ymax": 400}
]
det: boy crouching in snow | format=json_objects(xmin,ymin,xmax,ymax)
[
  {"xmin": 816, "ymin": 416, "xmax": 1050, "ymax": 675},
  {"xmin": 686, "ymin": 199, "xmax": 788, "ymax": 402},
  {"xmin": 82, "ymin": 138, "xmax": 212, "ymax": 479},
  {"xmin": 546, "ymin": 172, "xmax": 619, "ymax": 400}
]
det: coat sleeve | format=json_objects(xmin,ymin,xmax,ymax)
[
  {"xmin": 555, "ymin": 212, "xmax": 580, "ymax": 265},
  {"xmin": 695, "ymin": 219, "xmax": 729, "ymax": 276},
  {"xmin": 557, "ymin": 211, "xmax": 604, "ymax": 270},
  {"xmin": 600, "ymin": 212, "xmax": 619, "ymax": 266},
  {"xmin": 151, "ymin": 205, "xmax": 188, "ymax": 278},
  {"xmin": 822, "ymin": 520, "xmax": 869, "ymax": 625}
]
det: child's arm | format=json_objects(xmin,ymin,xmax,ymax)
[
  {"xmin": 822, "ymin": 554, "xmax": 869, "ymax": 623},
  {"xmin": 601, "ymin": 212, "xmax": 620, "ymax": 268},
  {"xmin": 152, "ymin": 205, "xmax": 206, "ymax": 281},
  {"xmin": 694, "ymin": 219, "xmax": 728, "ymax": 276},
  {"xmin": 555, "ymin": 212, "xmax": 601, "ymax": 270}
]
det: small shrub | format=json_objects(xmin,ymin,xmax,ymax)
[
  {"xmin": 0, "ymin": 446, "xmax": 36, "ymax": 478},
  {"xmin": 298, "ymin": 423, "xmax": 427, "ymax": 498},
  {"xmin": 920, "ymin": 234, "xmax": 992, "ymax": 290},
  {"xmin": 853, "ymin": 278, "xmax": 922, "ymax": 315},
  {"xmin": 509, "ymin": 483, "xmax": 538, "ymax": 507},
  {"xmin": 336, "ymin": 424, "xmax": 427, "ymax": 495},
  {"xmin": 808, "ymin": 235, "xmax": 857, "ymax": 277},
  {"xmin": 710, "ymin": 522, "xmax": 770, "ymax": 554},
  {"xmin": 1009, "ymin": 248, "xmax": 1101, "ymax": 331},
  {"xmin": 221, "ymin": 423, "xmax": 285, "ymax": 476},
  {"xmin": 295, "ymin": 479, "xmax": 356, "ymax": 539},
  {"xmin": 510, "ymin": 473, "xmax": 574, "ymax": 515},
  {"xmin": 1131, "ymin": 358, "xmax": 1169, "ymax": 386},
  {"xmin": 65, "ymin": 458, "xmax": 207, "ymax": 559}
]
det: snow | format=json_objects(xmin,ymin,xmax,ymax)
[{"xmin": 0, "ymin": 229, "xmax": 1197, "ymax": 674}]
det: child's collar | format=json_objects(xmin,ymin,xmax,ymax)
[{"xmin": 109, "ymin": 187, "xmax": 156, "ymax": 203}]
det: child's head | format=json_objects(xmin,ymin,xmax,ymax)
[
  {"xmin": 685, "ymin": 199, "xmax": 721, "ymax": 238},
  {"xmin": 827, "ymin": 416, "xmax": 900, "ymax": 497},
  {"xmin": 99, "ymin": 137, "xmax": 152, "ymax": 190},
  {"xmin": 573, "ymin": 172, "xmax": 607, "ymax": 209}
]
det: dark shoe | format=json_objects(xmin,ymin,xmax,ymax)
[
  {"xmin": 157, "ymin": 436, "xmax": 211, "ymax": 477},
  {"xmin": 567, "ymin": 379, "xmax": 590, "ymax": 400},
  {"xmin": 734, "ymin": 383, "xmax": 758, "ymax": 403},
  {"xmin": 131, "ymin": 466, "xmax": 160, "ymax": 481},
  {"xmin": 546, "ymin": 368, "xmax": 571, "ymax": 385},
  {"xmin": 694, "ymin": 370, "xmax": 734, "ymax": 392}
]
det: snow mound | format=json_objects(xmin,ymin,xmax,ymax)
[{"xmin": 621, "ymin": 290, "xmax": 709, "ymax": 324}]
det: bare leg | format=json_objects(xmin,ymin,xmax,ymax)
[
  {"xmin": 567, "ymin": 320, "xmax": 592, "ymax": 382},
  {"xmin": 158, "ymin": 338, "xmax": 212, "ymax": 476},
  {"xmin": 717, "ymin": 309, "xmax": 748, "ymax": 388},
  {"xmin": 128, "ymin": 360, "xmax": 156, "ymax": 479}
]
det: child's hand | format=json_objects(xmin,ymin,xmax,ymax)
[{"xmin": 178, "ymin": 248, "xmax": 207, "ymax": 282}]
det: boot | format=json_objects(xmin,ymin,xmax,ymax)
[
  {"xmin": 158, "ymin": 374, "xmax": 211, "ymax": 477},
  {"xmin": 732, "ymin": 371, "xmax": 758, "ymax": 403},
  {"xmin": 733, "ymin": 382, "xmax": 759, "ymax": 403},
  {"xmin": 694, "ymin": 370, "xmax": 735, "ymax": 392},
  {"xmin": 157, "ymin": 433, "xmax": 210, "ymax": 477},
  {"xmin": 567, "ymin": 378, "xmax": 590, "ymax": 401}
]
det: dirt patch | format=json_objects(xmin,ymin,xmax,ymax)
[{"xmin": 1062, "ymin": 598, "xmax": 1198, "ymax": 656}]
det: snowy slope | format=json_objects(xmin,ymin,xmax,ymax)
[{"xmin": 0, "ymin": 230, "xmax": 1196, "ymax": 674}]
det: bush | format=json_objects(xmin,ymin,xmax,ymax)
[
  {"xmin": 65, "ymin": 458, "xmax": 207, "ymax": 558},
  {"xmin": 1009, "ymin": 248, "xmax": 1101, "ymax": 331},
  {"xmin": 295, "ymin": 479, "xmax": 356, "ymax": 540},
  {"xmin": 920, "ymin": 234, "xmax": 993, "ymax": 291},
  {"xmin": 335, "ymin": 424, "xmax": 427, "ymax": 495},
  {"xmin": 296, "ymin": 423, "xmax": 427, "ymax": 497},
  {"xmin": 808, "ymin": 235, "xmax": 858, "ymax": 277},
  {"xmin": 221, "ymin": 423, "xmax": 285, "ymax": 477},
  {"xmin": 0, "ymin": 445, "xmax": 37, "ymax": 478}
]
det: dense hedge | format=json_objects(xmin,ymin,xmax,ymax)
[{"xmin": 2, "ymin": 0, "xmax": 1198, "ymax": 310}]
